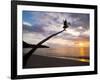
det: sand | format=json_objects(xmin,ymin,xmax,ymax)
[{"xmin": 23, "ymin": 54, "xmax": 89, "ymax": 68}]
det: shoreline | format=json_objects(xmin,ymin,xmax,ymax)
[{"xmin": 23, "ymin": 54, "xmax": 89, "ymax": 69}]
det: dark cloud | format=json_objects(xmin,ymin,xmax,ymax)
[
  {"xmin": 68, "ymin": 13, "xmax": 89, "ymax": 29},
  {"xmin": 23, "ymin": 24, "xmax": 45, "ymax": 33}
]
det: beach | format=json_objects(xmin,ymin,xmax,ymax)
[{"xmin": 23, "ymin": 54, "xmax": 89, "ymax": 68}]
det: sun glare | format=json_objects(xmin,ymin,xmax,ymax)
[
  {"xmin": 74, "ymin": 42, "xmax": 87, "ymax": 56},
  {"xmin": 78, "ymin": 42, "xmax": 84, "ymax": 47},
  {"xmin": 75, "ymin": 41, "xmax": 89, "ymax": 47}
]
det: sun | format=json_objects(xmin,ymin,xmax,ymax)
[
  {"xmin": 78, "ymin": 42, "xmax": 84, "ymax": 47},
  {"xmin": 75, "ymin": 42, "xmax": 85, "ymax": 47},
  {"xmin": 74, "ymin": 40, "xmax": 89, "ymax": 47}
]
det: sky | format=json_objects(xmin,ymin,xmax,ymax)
[{"xmin": 22, "ymin": 11, "xmax": 90, "ymax": 48}]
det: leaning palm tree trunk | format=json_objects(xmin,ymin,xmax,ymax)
[{"xmin": 23, "ymin": 29, "xmax": 65, "ymax": 66}]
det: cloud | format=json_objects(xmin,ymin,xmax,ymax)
[
  {"xmin": 23, "ymin": 22, "xmax": 45, "ymax": 34},
  {"xmin": 68, "ymin": 13, "xmax": 89, "ymax": 29},
  {"xmin": 23, "ymin": 11, "xmax": 90, "ymax": 47},
  {"xmin": 23, "ymin": 21, "xmax": 32, "ymax": 27},
  {"xmin": 82, "ymin": 29, "xmax": 90, "ymax": 37},
  {"xmin": 23, "ymin": 32, "xmax": 46, "ymax": 44},
  {"xmin": 65, "ymin": 28, "xmax": 80, "ymax": 37},
  {"xmin": 45, "ymin": 38, "xmax": 75, "ymax": 48}
]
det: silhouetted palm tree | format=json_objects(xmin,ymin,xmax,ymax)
[{"xmin": 23, "ymin": 20, "xmax": 70, "ymax": 66}]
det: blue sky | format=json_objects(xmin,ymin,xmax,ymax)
[{"xmin": 22, "ymin": 11, "xmax": 90, "ymax": 48}]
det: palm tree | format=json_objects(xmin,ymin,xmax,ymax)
[{"xmin": 23, "ymin": 20, "xmax": 70, "ymax": 66}]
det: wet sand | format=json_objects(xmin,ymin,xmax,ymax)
[{"xmin": 23, "ymin": 54, "xmax": 89, "ymax": 68}]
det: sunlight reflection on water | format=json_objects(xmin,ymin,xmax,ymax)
[{"xmin": 79, "ymin": 59, "xmax": 89, "ymax": 62}]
